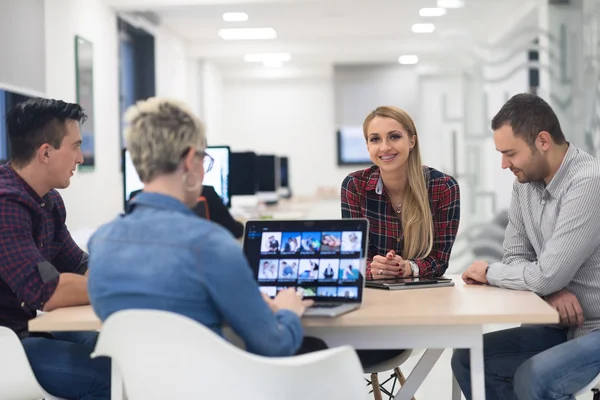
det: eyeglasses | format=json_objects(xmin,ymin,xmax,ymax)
[
  {"xmin": 202, "ymin": 151, "xmax": 214, "ymax": 173},
  {"xmin": 181, "ymin": 148, "xmax": 214, "ymax": 173}
]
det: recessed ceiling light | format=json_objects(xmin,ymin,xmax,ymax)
[
  {"xmin": 398, "ymin": 55, "xmax": 419, "ymax": 65},
  {"xmin": 223, "ymin": 12, "xmax": 248, "ymax": 22},
  {"xmin": 218, "ymin": 28, "xmax": 277, "ymax": 40},
  {"xmin": 412, "ymin": 23, "xmax": 436, "ymax": 33},
  {"xmin": 243, "ymin": 53, "xmax": 291, "ymax": 63},
  {"xmin": 263, "ymin": 60, "xmax": 283, "ymax": 68},
  {"xmin": 437, "ymin": 0, "xmax": 465, "ymax": 8},
  {"xmin": 419, "ymin": 7, "xmax": 447, "ymax": 17}
]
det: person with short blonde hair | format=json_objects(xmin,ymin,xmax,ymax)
[{"xmin": 87, "ymin": 98, "xmax": 314, "ymax": 357}]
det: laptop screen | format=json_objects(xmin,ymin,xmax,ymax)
[{"xmin": 243, "ymin": 219, "xmax": 369, "ymax": 303}]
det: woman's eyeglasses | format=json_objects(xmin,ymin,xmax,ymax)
[
  {"xmin": 202, "ymin": 151, "xmax": 214, "ymax": 173},
  {"xmin": 182, "ymin": 148, "xmax": 214, "ymax": 173}
]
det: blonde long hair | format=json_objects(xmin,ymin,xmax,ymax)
[{"xmin": 363, "ymin": 106, "xmax": 433, "ymax": 260}]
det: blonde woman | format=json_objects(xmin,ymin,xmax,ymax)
[
  {"xmin": 87, "ymin": 98, "xmax": 316, "ymax": 357},
  {"xmin": 341, "ymin": 106, "xmax": 461, "ymax": 368},
  {"xmin": 341, "ymin": 106, "xmax": 460, "ymax": 280}
]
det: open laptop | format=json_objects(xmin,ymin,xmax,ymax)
[{"xmin": 243, "ymin": 218, "xmax": 369, "ymax": 317}]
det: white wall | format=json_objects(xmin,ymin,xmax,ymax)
[
  {"xmin": 221, "ymin": 76, "xmax": 356, "ymax": 197},
  {"xmin": 45, "ymin": 0, "xmax": 122, "ymax": 233},
  {"xmin": 199, "ymin": 61, "xmax": 224, "ymax": 146},
  {"xmin": 334, "ymin": 65, "xmax": 420, "ymax": 126},
  {"xmin": 155, "ymin": 28, "xmax": 188, "ymax": 100},
  {"xmin": 44, "ymin": 0, "xmax": 191, "ymax": 232},
  {"xmin": 0, "ymin": 0, "xmax": 46, "ymax": 95}
]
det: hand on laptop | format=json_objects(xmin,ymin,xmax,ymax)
[
  {"xmin": 371, "ymin": 250, "xmax": 409, "ymax": 279},
  {"xmin": 265, "ymin": 288, "xmax": 314, "ymax": 317},
  {"xmin": 545, "ymin": 289, "xmax": 584, "ymax": 327}
]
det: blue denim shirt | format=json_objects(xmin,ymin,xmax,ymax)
[{"xmin": 87, "ymin": 192, "xmax": 303, "ymax": 356}]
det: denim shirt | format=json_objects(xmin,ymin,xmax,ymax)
[{"xmin": 87, "ymin": 192, "xmax": 303, "ymax": 356}]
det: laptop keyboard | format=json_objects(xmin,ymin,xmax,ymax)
[{"xmin": 312, "ymin": 303, "xmax": 341, "ymax": 308}]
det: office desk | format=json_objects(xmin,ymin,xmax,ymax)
[{"xmin": 29, "ymin": 276, "xmax": 558, "ymax": 400}]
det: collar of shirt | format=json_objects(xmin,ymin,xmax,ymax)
[
  {"xmin": 531, "ymin": 143, "xmax": 576, "ymax": 199},
  {"xmin": 127, "ymin": 192, "xmax": 195, "ymax": 217},
  {"xmin": 1, "ymin": 163, "xmax": 55, "ymax": 211},
  {"xmin": 366, "ymin": 166, "xmax": 430, "ymax": 196}
]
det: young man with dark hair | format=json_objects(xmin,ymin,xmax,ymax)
[
  {"xmin": 0, "ymin": 99, "xmax": 110, "ymax": 399},
  {"xmin": 453, "ymin": 93, "xmax": 600, "ymax": 399}
]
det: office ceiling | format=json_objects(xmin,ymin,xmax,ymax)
[{"xmin": 106, "ymin": 0, "xmax": 538, "ymax": 73}]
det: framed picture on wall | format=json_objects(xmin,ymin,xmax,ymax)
[
  {"xmin": 75, "ymin": 35, "xmax": 95, "ymax": 167},
  {"xmin": 337, "ymin": 126, "xmax": 372, "ymax": 166}
]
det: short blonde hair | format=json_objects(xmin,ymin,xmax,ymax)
[{"xmin": 124, "ymin": 98, "xmax": 206, "ymax": 182}]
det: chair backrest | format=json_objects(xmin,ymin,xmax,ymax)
[
  {"xmin": 92, "ymin": 310, "xmax": 367, "ymax": 400},
  {"xmin": 0, "ymin": 327, "xmax": 46, "ymax": 400}
]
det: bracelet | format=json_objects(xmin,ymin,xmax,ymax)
[{"xmin": 409, "ymin": 260, "xmax": 419, "ymax": 277}]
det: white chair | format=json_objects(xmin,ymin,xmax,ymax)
[
  {"xmin": 364, "ymin": 350, "xmax": 416, "ymax": 400},
  {"xmin": 575, "ymin": 372, "xmax": 600, "ymax": 399},
  {"xmin": 0, "ymin": 327, "xmax": 65, "ymax": 400},
  {"xmin": 92, "ymin": 309, "xmax": 368, "ymax": 400}
]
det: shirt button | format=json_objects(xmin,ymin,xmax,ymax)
[
  {"xmin": 40, "ymin": 202, "xmax": 45, "ymax": 207},
  {"xmin": 39, "ymin": 243, "xmax": 44, "ymax": 248},
  {"xmin": 20, "ymin": 302, "xmax": 25, "ymax": 307},
  {"xmin": 397, "ymin": 238, "xmax": 401, "ymax": 242}
]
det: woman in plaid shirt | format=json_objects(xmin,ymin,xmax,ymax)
[
  {"xmin": 341, "ymin": 106, "xmax": 461, "ymax": 369},
  {"xmin": 341, "ymin": 106, "xmax": 461, "ymax": 281}
]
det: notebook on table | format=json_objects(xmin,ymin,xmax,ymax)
[{"xmin": 243, "ymin": 218, "xmax": 369, "ymax": 317}]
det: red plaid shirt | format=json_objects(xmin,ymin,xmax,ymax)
[
  {"xmin": 0, "ymin": 163, "xmax": 88, "ymax": 338},
  {"xmin": 341, "ymin": 166, "xmax": 460, "ymax": 279}
]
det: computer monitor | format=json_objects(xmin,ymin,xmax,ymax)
[
  {"xmin": 123, "ymin": 146, "xmax": 231, "ymax": 209},
  {"xmin": 230, "ymin": 151, "xmax": 258, "ymax": 196},
  {"xmin": 122, "ymin": 149, "xmax": 143, "ymax": 208},
  {"xmin": 204, "ymin": 146, "xmax": 231, "ymax": 208},
  {"xmin": 279, "ymin": 157, "xmax": 289, "ymax": 188},
  {"xmin": 337, "ymin": 126, "xmax": 371, "ymax": 166},
  {"xmin": 256, "ymin": 155, "xmax": 280, "ymax": 204},
  {"xmin": 278, "ymin": 156, "xmax": 291, "ymax": 199}
]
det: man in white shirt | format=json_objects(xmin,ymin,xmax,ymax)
[{"xmin": 452, "ymin": 93, "xmax": 600, "ymax": 400}]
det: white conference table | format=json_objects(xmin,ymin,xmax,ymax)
[{"xmin": 29, "ymin": 276, "xmax": 558, "ymax": 400}]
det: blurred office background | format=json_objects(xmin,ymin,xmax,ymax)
[{"xmin": 1, "ymin": 0, "xmax": 599, "ymax": 397}]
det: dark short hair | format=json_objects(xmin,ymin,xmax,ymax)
[
  {"xmin": 6, "ymin": 98, "xmax": 87, "ymax": 167},
  {"xmin": 491, "ymin": 93, "xmax": 566, "ymax": 147}
]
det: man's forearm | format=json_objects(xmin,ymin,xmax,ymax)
[{"xmin": 43, "ymin": 273, "xmax": 90, "ymax": 311}]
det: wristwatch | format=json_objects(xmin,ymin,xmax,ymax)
[{"xmin": 409, "ymin": 260, "xmax": 419, "ymax": 277}]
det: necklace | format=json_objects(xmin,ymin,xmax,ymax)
[{"xmin": 396, "ymin": 203, "xmax": 402, "ymax": 214}]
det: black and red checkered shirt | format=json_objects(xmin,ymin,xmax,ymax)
[
  {"xmin": 341, "ymin": 165, "xmax": 460, "ymax": 280},
  {"xmin": 0, "ymin": 163, "xmax": 88, "ymax": 338}
]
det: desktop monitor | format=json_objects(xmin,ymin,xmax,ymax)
[
  {"xmin": 279, "ymin": 157, "xmax": 289, "ymax": 188},
  {"xmin": 122, "ymin": 149, "xmax": 144, "ymax": 208},
  {"xmin": 122, "ymin": 146, "xmax": 231, "ymax": 209},
  {"xmin": 204, "ymin": 146, "xmax": 231, "ymax": 208},
  {"xmin": 256, "ymin": 155, "xmax": 280, "ymax": 204},
  {"xmin": 230, "ymin": 151, "xmax": 258, "ymax": 196},
  {"xmin": 278, "ymin": 156, "xmax": 291, "ymax": 199},
  {"xmin": 337, "ymin": 126, "xmax": 372, "ymax": 166}
]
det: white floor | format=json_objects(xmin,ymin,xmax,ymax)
[{"xmin": 368, "ymin": 324, "xmax": 596, "ymax": 400}]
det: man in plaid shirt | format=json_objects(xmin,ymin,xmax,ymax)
[{"xmin": 0, "ymin": 99, "xmax": 109, "ymax": 399}]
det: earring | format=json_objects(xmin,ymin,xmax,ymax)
[{"xmin": 182, "ymin": 172, "xmax": 201, "ymax": 192}]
